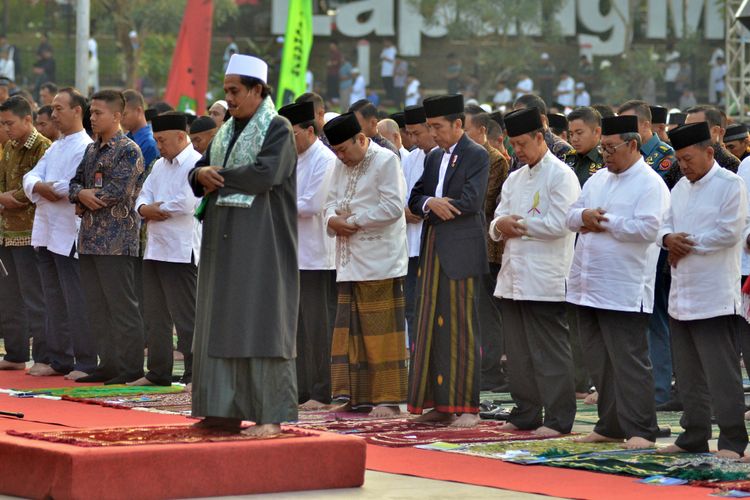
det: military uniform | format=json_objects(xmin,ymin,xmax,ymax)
[
  {"xmin": 641, "ymin": 134, "xmax": 676, "ymax": 183},
  {"xmin": 564, "ymin": 146, "xmax": 604, "ymax": 187}
]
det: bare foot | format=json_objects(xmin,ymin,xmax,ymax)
[
  {"xmin": 370, "ymin": 405, "xmax": 400, "ymax": 418},
  {"xmin": 242, "ymin": 423, "xmax": 282, "ymax": 438},
  {"xmin": 532, "ymin": 426, "xmax": 563, "ymax": 437},
  {"xmin": 497, "ymin": 421, "xmax": 520, "ymax": 431},
  {"xmin": 660, "ymin": 444, "xmax": 687, "ymax": 453},
  {"xmin": 28, "ymin": 365, "xmax": 64, "ymax": 377},
  {"xmin": 412, "ymin": 409, "xmax": 455, "ymax": 423},
  {"xmin": 451, "ymin": 413, "xmax": 480, "ymax": 428},
  {"xmin": 192, "ymin": 417, "xmax": 242, "ymax": 432},
  {"xmin": 125, "ymin": 376, "xmax": 156, "ymax": 387},
  {"xmin": 575, "ymin": 392, "xmax": 590, "ymax": 400},
  {"xmin": 64, "ymin": 370, "xmax": 89, "ymax": 381},
  {"xmin": 716, "ymin": 449, "xmax": 742, "ymax": 460},
  {"xmin": 1, "ymin": 360, "xmax": 28, "ymax": 371},
  {"xmin": 746, "ymin": 410, "xmax": 750, "ymax": 421},
  {"xmin": 299, "ymin": 399, "xmax": 327, "ymax": 411},
  {"xmin": 623, "ymin": 436, "xmax": 655, "ymax": 449},
  {"xmin": 184, "ymin": 383, "xmax": 192, "ymax": 393},
  {"xmin": 583, "ymin": 391, "xmax": 599, "ymax": 405},
  {"xmin": 574, "ymin": 432, "xmax": 624, "ymax": 443}
]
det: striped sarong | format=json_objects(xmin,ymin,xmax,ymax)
[
  {"xmin": 407, "ymin": 226, "xmax": 480, "ymax": 415},
  {"xmin": 330, "ymin": 277, "xmax": 408, "ymax": 408}
]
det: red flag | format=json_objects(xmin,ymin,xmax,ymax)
[{"xmin": 164, "ymin": 0, "xmax": 214, "ymax": 115}]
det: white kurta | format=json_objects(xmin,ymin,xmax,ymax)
[
  {"xmin": 658, "ymin": 163, "xmax": 748, "ymax": 321},
  {"xmin": 23, "ymin": 130, "xmax": 93, "ymax": 257},
  {"xmin": 566, "ymin": 159, "xmax": 671, "ymax": 313},
  {"xmin": 135, "ymin": 144, "xmax": 202, "ymax": 264},
  {"xmin": 490, "ymin": 150, "xmax": 580, "ymax": 301},
  {"xmin": 556, "ymin": 77, "xmax": 576, "ymax": 107},
  {"xmin": 297, "ymin": 138, "xmax": 336, "ymax": 270},
  {"xmin": 325, "ymin": 141, "xmax": 408, "ymax": 282},
  {"xmin": 401, "ymin": 146, "xmax": 428, "ymax": 258}
]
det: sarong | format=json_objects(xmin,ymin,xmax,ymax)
[
  {"xmin": 407, "ymin": 226, "xmax": 480, "ymax": 414},
  {"xmin": 330, "ymin": 277, "xmax": 408, "ymax": 408}
]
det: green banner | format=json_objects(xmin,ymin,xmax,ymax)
[{"xmin": 276, "ymin": 0, "xmax": 313, "ymax": 109}]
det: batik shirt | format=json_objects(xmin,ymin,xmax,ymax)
[
  {"xmin": 69, "ymin": 131, "xmax": 144, "ymax": 256},
  {"xmin": 0, "ymin": 128, "xmax": 50, "ymax": 246}
]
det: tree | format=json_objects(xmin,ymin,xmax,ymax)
[{"xmin": 91, "ymin": 0, "xmax": 238, "ymax": 88}]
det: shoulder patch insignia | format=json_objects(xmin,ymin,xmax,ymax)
[{"xmin": 659, "ymin": 158, "xmax": 672, "ymax": 171}]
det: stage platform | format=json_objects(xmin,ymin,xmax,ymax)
[{"xmin": 0, "ymin": 371, "xmax": 366, "ymax": 499}]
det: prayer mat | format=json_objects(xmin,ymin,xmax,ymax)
[
  {"xmin": 433, "ymin": 438, "xmax": 750, "ymax": 483},
  {"xmin": 11, "ymin": 385, "xmax": 184, "ymax": 398},
  {"xmin": 7, "ymin": 424, "xmax": 317, "ymax": 447},
  {"xmin": 61, "ymin": 392, "xmax": 193, "ymax": 415},
  {"xmin": 294, "ymin": 416, "xmax": 564, "ymax": 447}
]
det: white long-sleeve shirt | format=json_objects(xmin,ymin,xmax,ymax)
[
  {"xmin": 297, "ymin": 139, "xmax": 336, "ymax": 270},
  {"xmin": 658, "ymin": 162, "xmax": 748, "ymax": 321},
  {"xmin": 555, "ymin": 77, "xmax": 576, "ymax": 107},
  {"xmin": 23, "ymin": 129, "xmax": 93, "ymax": 257},
  {"xmin": 325, "ymin": 141, "xmax": 408, "ymax": 282},
  {"xmin": 490, "ymin": 150, "xmax": 580, "ymax": 301},
  {"xmin": 566, "ymin": 159, "xmax": 670, "ymax": 313},
  {"xmin": 401, "ymin": 146, "xmax": 429, "ymax": 258},
  {"xmin": 737, "ymin": 156, "xmax": 750, "ymax": 276},
  {"xmin": 135, "ymin": 144, "xmax": 202, "ymax": 264}
]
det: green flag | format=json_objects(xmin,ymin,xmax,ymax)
[{"xmin": 276, "ymin": 0, "xmax": 313, "ymax": 108}]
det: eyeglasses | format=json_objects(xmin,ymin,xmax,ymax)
[{"xmin": 599, "ymin": 141, "xmax": 629, "ymax": 155}]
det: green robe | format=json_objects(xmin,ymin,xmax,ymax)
[{"xmin": 188, "ymin": 115, "xmax": 299, "ymax": 422}]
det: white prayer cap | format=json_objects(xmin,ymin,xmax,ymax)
[
  {"xmin": 479, "ymin": 103, "xmax": 492, "ymax": 113},
  {"xmin": 129, "ymin": 30, "xmax": 138, "ymax": 39},
  {"xmin": 324, "ymin": 112, "xmax": 340, "ymax": 124},
  {"xmin": 225, "ymin": 54, "xmax": 268, "ymax": 83},
  {"xmin": 465, "ymin": 98, "xmax": 479, "ymax": 106},
  {"xmin": 352, "ymin": 67, "xmax": 361, "ymax": 74},
  {"xmin": 541, "ymin": 52, "xmax": 549, "ymax": 60},
  {"xmin": 575, "ymin": 82, "xmax": 585, "ymax": 90},
  {"xmin": 212, "ymin": 99, "xmax": 228, "ymax": 110}
]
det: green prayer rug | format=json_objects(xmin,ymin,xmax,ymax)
[{"xmin": 12, "ymin": 385, "xmax": 184, "ymax": 398}]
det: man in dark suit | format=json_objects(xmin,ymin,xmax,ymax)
[{"xmin": 407, "ymin": 94, "xmax": 490, "ymax": 428}]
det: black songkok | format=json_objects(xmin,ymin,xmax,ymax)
[
  {"xmin": 547, "ymin": 113, "xmax": 568, "ymax": 131},
  {"xmin": 323, "ymin": 112, "xmax": 362, "ymax": 146},
  {"xmin": 404, "ymin": 105, "xmax": 426, "ymax": 125},
  {"xmin": 504, "ymin": 108, "xmax": 543, "ymax": 137},
  {"xmin": 668, "ymin": 122, "xmax": 712, "ymax": 150},
  {"xmin": 278, "ymin": 101, "xmax": 315, "ymax": 126},
  {"xmin": 151, "ymin": 113, "xmax": 187, "ymax": 133},
  {"xmin": 423, "ymin": 94, "xmax": 464, "ymax": 118},
  {"xmin": 189, "ymin": 116, "xmax": 217, "ymax": 134},
  {"xmin": 649, "ymin": 105, "xmax": 668, "ymax": 124},
  {"xmin": 601, "ymin": 115, "xmax": 638, "ymax": 136},
  {"xmin": 724, "ymin": 123, "xmax": 749, "ymax": 142}
]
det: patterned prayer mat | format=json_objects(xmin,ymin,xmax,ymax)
[
  {"xmin": 294, "ymin": 416, "xmax": 565, "ymax": 447},
  {"xmin": 12, "ymin": 385, "xmax": 185, "ymax": 398},
  {"xmin": 6, "ymin": 424, "xmax": 317, "ymax": 447},
  {"xmin": 61, "ymin": 392, "xmax": 192, "ymax": 415},
  {"xmin": 434, "ymin": 437, "xmax": 750, "ymax": 484}
]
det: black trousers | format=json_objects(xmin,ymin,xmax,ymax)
[
  {"xmin": 79, "ymin": 254, "xmax": 144, "ymax": 381},
  {"xmin": 501, "ymin": 299, "xmax": 576, "ymax": 433},
  {"xmin": 479, "ymin": 263, "xmax": 504, "ymax": 390},
  {"xmin": 568, "ymin": 303, "xmax": 592, "ymax": 393},
  {"xmin": 36, "ymin": 247, "xmax": 97, "ymax": 373},
  {"xmin": 577, "ymin": 305, "xmax": 658, "ymax": 441},
  {"xmin": 405, "ymin": 256, "xmax": 419, "ymax": 355},
  {"xmin": 142, "ymin": 259, "xmax": 197, "ymax": 385},
  {"xmin": 0, "ymin": 245, "xmax": 46, "ymax": 364},
  {"xmin": 671, "ymin": 315, "xmax": 748, "ymax": 455},
  {"xmin": 296, "ymin": 269, "xmax": 337, "ymax": 403}
]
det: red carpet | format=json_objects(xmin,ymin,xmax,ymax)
[
  {"xmin": 365, "ymin": 444, "xmax": 719, "ymax": 499},
  {"xmin": 0, "ymin": 372, "xmax": 366, "ymax": 499}
]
